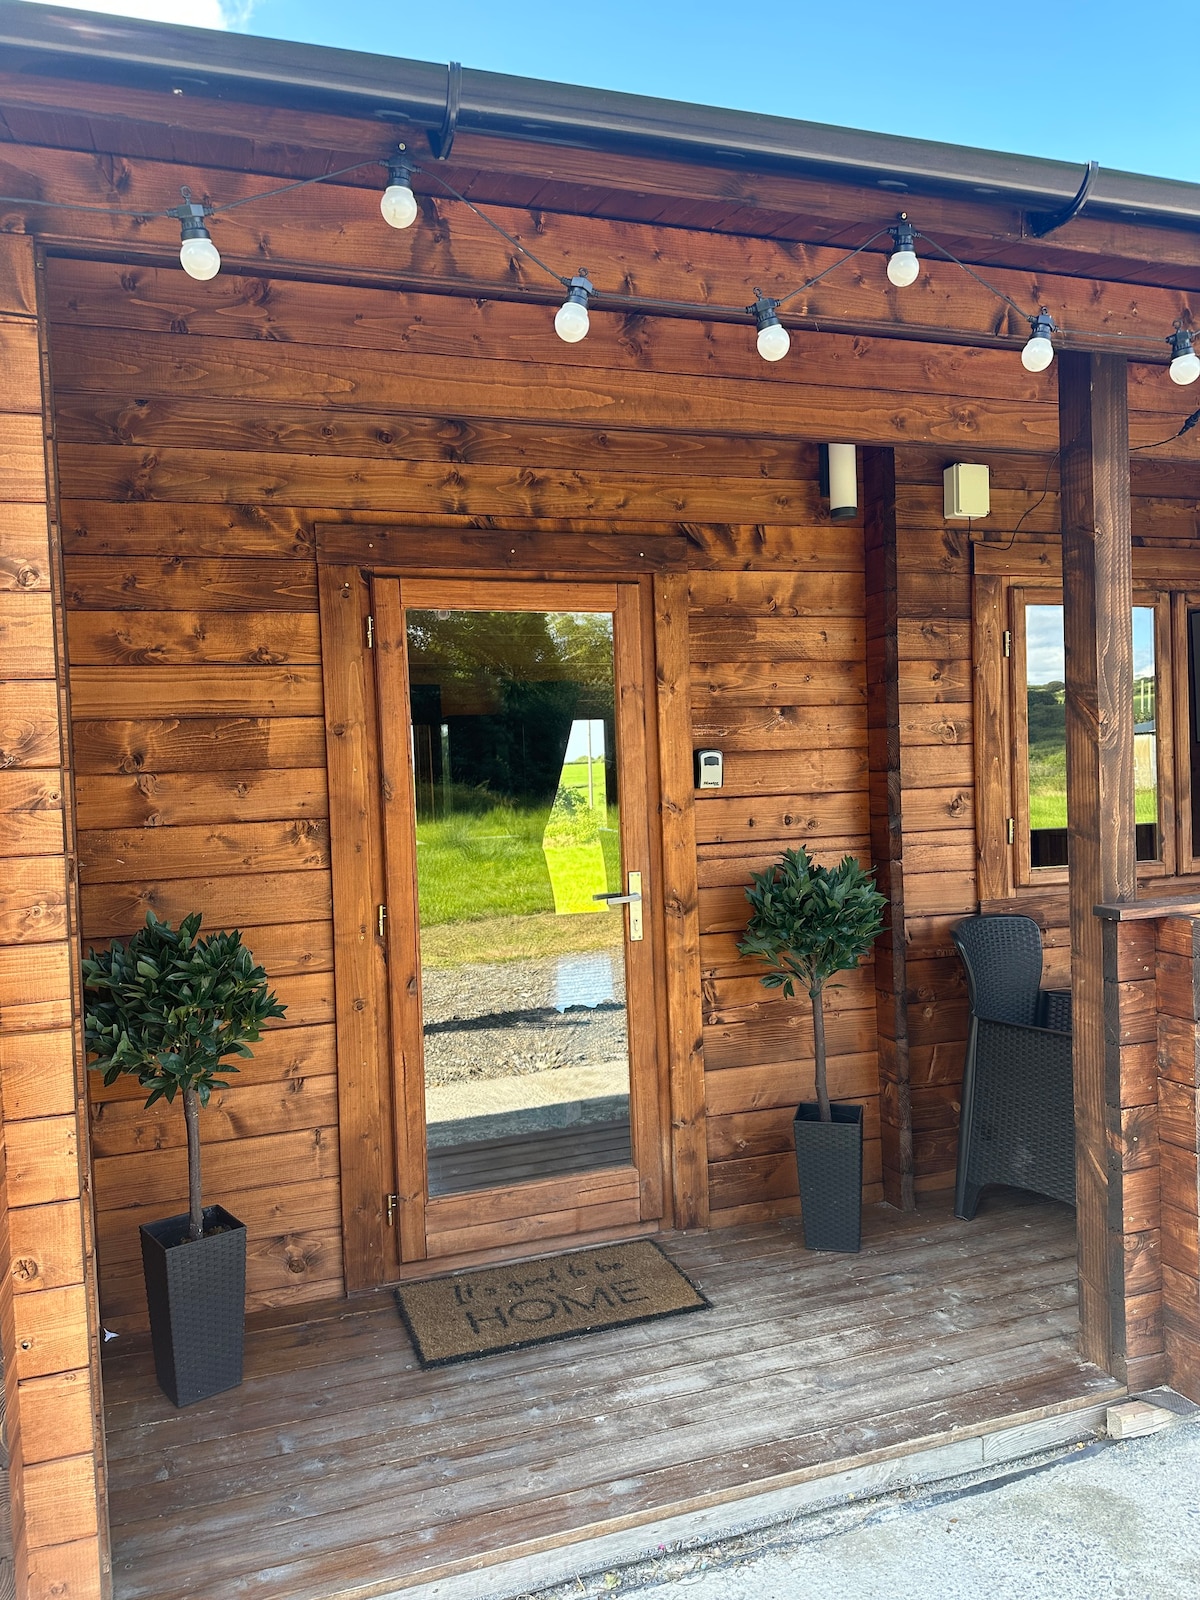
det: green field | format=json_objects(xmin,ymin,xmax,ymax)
[
  {"xmin": 415, "ymin": 757, "xmax": 620, "ymax": 934},
  {"xmin": 1028, "ymin": 745, "xmax": 1157, "ymax": 829},
  {"xmin": 1027, "ymin": 679, "xmax": 1156, "ymax": 832}
]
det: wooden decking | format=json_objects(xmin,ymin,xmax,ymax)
[
  {"xmin": 101, "ymin": 1195, "xmax": 1121, "ymax": 1600},
  {"xmin": 427, "ymin": 1117, "xmax": 633, "ymax": 1195}
]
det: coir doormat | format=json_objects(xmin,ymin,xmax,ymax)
[{"xmin": 394, "ymin": 1239, "xmax": 709, "ymax": 1368}]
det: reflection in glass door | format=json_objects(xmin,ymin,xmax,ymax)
[{"xmin": 405, "ymin": 607, "xmax": 634, "ymax": 1196}]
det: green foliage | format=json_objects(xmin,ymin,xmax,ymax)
[
  {"xmin": 82, "ymin": 912, "xmax": 285, "ymax": 1110},
  {"xmin": 738, "ymin": 847, "xmax": 886, "ymax": 1000},
  {"xmin": 1026, "ymin": 680, "xmax": 1066, "ymax": 747}
]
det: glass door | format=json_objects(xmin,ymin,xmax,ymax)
[{"xmin": 373, "ymin": 578, "xmax": 664, "ymax": 1262}]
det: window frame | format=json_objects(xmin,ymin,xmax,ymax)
[
  {"xmin": 1173, "ymin": 590, "xmax": 1200, "ymax": 874},
  {"xmin": 979, "ymin": 578, "xmax": 1179, "ymax": 899}
]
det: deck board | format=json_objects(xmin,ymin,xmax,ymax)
[{"xmin": 102, "ymin": 1195, "xmax": 1122, "ymax": 1600}]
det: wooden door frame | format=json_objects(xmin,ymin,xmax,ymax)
[{"xmin": 316, "ymin": 526, "xmax": 707, "ymax": 1290}]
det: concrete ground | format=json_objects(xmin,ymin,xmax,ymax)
[{"xmin": 524, "ymin": 1404, "xmax": 1200, "ymax": 1600}]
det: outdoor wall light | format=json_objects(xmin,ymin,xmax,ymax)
[
  {"xmin": 170, "ymin": 191, "xmax": 220, "ymax": 281},
  {"xmin": 749, "ymin": 291, "xmax": 790, "ymax": 361},
  {"xmin": 380, "ymin": 150, "xmax": 419, "ymax": 229},
  {"xmin": 820, "ymin": 443, "xmax": 859, "ymax": 519},
  {"xmin": 554, "ymin": 272, "xmax": 594, "ymax": 342},
  {"xmin": 886, "ymin": 216, "xmax": 920, "ymax": 287},
  {"xmin": 1168, "ymin": 327, "xmax": 1200, "ymax": 386},
  {"xmin": 1021, "ymin": 311, "xmax": 1057, "ymax": 373}
]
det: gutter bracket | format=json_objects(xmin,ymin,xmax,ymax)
[
  {"xmin": 1027, "ymin": 159, "xmax": 1099, "ymax": 237},
  {"xmin": 428, "ymin": 60, "xmax": 462, "ymax": 161}
]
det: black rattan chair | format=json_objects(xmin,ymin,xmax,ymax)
[{"xmin": 952, "ymin": 914, "xmax": 1076, "ymax": 1220}]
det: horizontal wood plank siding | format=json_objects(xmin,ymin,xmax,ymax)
[
  {"xmin": 44, "ymin": 237, "xmax": 1200, "ymax": 1297},
  {"xmin": 690, "ymin": 521, "xmax": 882, "ymax": 1219},
  {"xmin": 0, "ymin": 235, "xmax": 106, "ymax": 1600},
  {"xmin": 49, "ymin": 260, "xmax": 341, "ymax": 1335},
  {"xmin": 893, "ymin": 464, "xmax": 976, "ymax": 1191}
]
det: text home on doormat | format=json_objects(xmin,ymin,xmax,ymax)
[{"xmin": 394, "ymin": 1239, "xmax": 709, "ymax": 1367}]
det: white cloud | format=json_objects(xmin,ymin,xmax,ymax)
[
  {"xmin": 1025, "ymin": 602, "xmax": 1156, "ymax": 686},
  {"xmin": 22, "ymin": 0, "xmax": 255, "ymax": 30}
]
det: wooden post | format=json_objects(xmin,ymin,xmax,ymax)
[
  {"xmin": 863, "ymin": 447, "xmax": 914, "ymax": 1211},
  {"xmin": 1059, "ymin": 351, "xmax": 1137, "ymax": 1372}
]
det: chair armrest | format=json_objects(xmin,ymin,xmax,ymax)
[
  {"xmin": 976, "ymin": 1016, "xmax": 1071, "ymax": 1045},
  {"xmin": 1038, "ymin": 989, "xmax": 1072, "ymax": 1033}
]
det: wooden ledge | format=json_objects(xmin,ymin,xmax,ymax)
[
  {"xmin": 315, "ymin": 524, "xmax": 691, "ymax": 572},
  {"xmin": 1094, "ymin": 896, "xmax": 1200, "ymax": 922}
]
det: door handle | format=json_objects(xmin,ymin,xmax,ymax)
[{"xmin": 593, "ymin": 871, "xmax": 643, "ymax": 941}]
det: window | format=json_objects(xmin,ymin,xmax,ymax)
[
  {"xmin": 969, "ymin": 546, "xmax": 1200, "ymax": 905},
  {"xmin": 1002, "ymin": 588, "xmax": 1173, "ymax": 888}
]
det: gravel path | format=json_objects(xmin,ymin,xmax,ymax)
[{"xmin": 421, "ymin": 951, "xmax": 628, "ymax": 1086}]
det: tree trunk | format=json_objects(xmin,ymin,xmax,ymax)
[
  {"xmin": 183, "ymin": 1087, "xmax": 204, "ymax": 1241},
  {"xmin": 810, "ymin": 983, "xmax": 832, "ymax": 1122}
]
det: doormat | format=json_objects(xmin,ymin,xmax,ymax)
[{"xmin": 394, "ymin": 1239, "xmax": 709, "ymax": 1368}]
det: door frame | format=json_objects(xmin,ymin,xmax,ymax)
[
  {"xmin": 316, "ymin": 527, "xmax": 707, "ymax": 1290},
  {"xmin": 373, "ymin": 573, "xmax": 664, "ymax": 1262}
]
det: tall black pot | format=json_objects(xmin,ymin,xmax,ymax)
[
  {"xmin": 792, "ymin": 1102, "xmax": 863, "ymax": 1252},
  {"xmin": 139, "ymin": 1204, "xmax": 246, "ymax": 1407}
]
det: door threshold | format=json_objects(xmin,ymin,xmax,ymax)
[{"xmin": 325, "ymin": 1384, "xmax": 1127, "ymax": 1600}]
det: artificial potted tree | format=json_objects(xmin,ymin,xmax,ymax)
[
  {"xmin": 83, "ymin": 911, "xmax": 285, "ymax": 1406},
  {"xmin": 738, "ymin": 847, "xmax": 885, "ymax": 1253}
]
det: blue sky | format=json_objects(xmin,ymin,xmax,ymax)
[
  {"xmin": 1026, "ymin": 606, "xmax": 1157, "ymax": 687},
  {"xmin": 30, "ymin": 1, "xmax": 1199, "ymax": 185}
]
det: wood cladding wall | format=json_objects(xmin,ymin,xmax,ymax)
[
  {"xmin": 689, "ymin": 540, "xmax": 882, "ymax": 1220},
  {"xmin": 0, "ymin": 236, "xmax": 107, "ymax": 1600},
  {"xmin": 43, "ymin": 252, "xmax": 900, "ymax": 1297},
  {"xmin": 40, "ymin": 247, "xmax": 1200, "ymax": 1306}
]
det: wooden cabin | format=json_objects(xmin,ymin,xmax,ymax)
[{"xmin": 1, "ymin": 5, "xmax": 1200, "ymax": 1597}]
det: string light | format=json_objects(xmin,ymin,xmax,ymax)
[
  {"xmin": 554, "ymin": 272, "xmax": 594, "ymax": 343},
  {"xmin": 1168, "ymin": 326, "xmax": 1200, "ymax": 386},
  {"xmin": 0, "ymin": 165, "xmax": 1195, "ymax": 392},
  {"xmin": 886, "ymin": 215, "xmax": 920, "ymax": 288},
  {"xmin": 749, "ymin": 292, "xmax": 790, "ymax": 362},
  {"xmin": 380, "ymin": 148, "xmax": 418, "ymax": 230},
  {"xmin": 1021, "ymin": 311, "xmax": 1057, "ymax": 373},
  {"xmin": 168, "ymin": 190, "xmax": 220, "ymax": 281}
]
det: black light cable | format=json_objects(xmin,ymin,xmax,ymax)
[
  {"xmin": 1131, "ymin": 408, "xmax": 1200, "ymax": 452},
  {"xmin": 1, "ymin": 161, "xmax": 1197, "ymax": 377}
]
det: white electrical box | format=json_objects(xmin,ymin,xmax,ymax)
[
  {"xmin": 944, "ymin": 462, "xmax": 991, "ymax": 520},
  {"xmin": 695, "ymin": 749, "xmax": 723, "ymax": 789}
]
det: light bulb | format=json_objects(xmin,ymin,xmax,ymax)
[
  {"xmin": 554, "ymin": 273, "xmax": 594, "ymax": 343},
  {"xmin": 1167, "ymin": 329, "xmax": 1200, "ymax": 386},
  {"xmin": 179, "ymin": 233, "xmax": 220, "ymax": 281},
  {"xmin": 380, "ymin": 183, "xmax": 418, "ymax": 230},
  {"xmin": 886, "ymin": 217, "xmax": 919, "ymax": 288},
  {"xmin": 1021, "ymin": 313, "xmax": 1057, "ymax": 373},
  {"xmin": 554, "ymin": 297, "xmax": 589, "ymax": 343},
  {"xmin": 886, "ymin": 247, "xmax": 919, "ymax": 288},
  {"xmin": 748, "ymin": 291, "xmax": 789, "ymax": 363},
  {"xmin": 171, "ymin": 192, "xmax": 220, "ymax": 281},
  {"xmin": 756, "ymin": 320, "xmax": 790, "ymax": 361}
]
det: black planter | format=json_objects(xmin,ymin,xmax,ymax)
[
  {"xmin": 793, "ymin": 1102, "xmax": 864, "ymax": 1253},
  {"xmin": 139, "ymin": 1204, "xmax": 246, "ymax": 1407}
]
